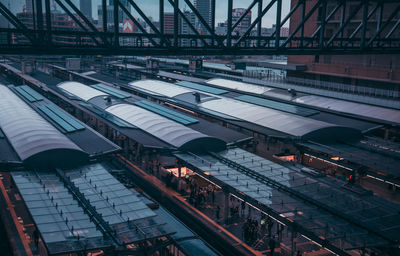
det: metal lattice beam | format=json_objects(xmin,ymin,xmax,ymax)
[{"xmin": 0, "ymin": 0, "xmax": 398, "ymax": 55}]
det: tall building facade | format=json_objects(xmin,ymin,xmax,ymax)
[
  {"xmin": 0, "ymin": 15, "xmax": 9, "ymax": 43},
  {"xmin": 215, "ymin": 22, "xmax": 227, "ymax": 35},
  {"xmin": 80, "ymin": 0, "xmax": 92, "ymax": 20},
  {"xmin": 98, "ymin": 0, "xmax": 130, "ymax": 27},
  {"xmin": 15, "ymin": 11, "xmax": 93, "ymax": 45},
  {"xmin": 163, "ymin": 13, "xmax": 179, "ymax": 35},
  {"xmin": 181, "ymin": 10, "xmax": 195, "ymax": 46},
  {"xmin": 232, "ymin": 8, "xmax": 251, "ymax": 36},
  {"xmin": 194, "ymin": 0, "xmax": 211, "ymax": 34},
  {"xmin": 25, "ymin": 0, "xmax": 33, "ymax": 13},
  {"xmin": 288, "ymin": 0, "xmax": 400, "ymax": 88}
]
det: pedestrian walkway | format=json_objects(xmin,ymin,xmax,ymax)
[
  {"xmin": 181, "ymin": 178, "xmax": 332, "ymax": 256},
  {"xmin": 121, "ymin": 154, "xmax": 337, "ymax": 255}
]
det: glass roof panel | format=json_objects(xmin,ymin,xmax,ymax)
[
  {"xmin": 11, "ymin": 171, "xmax": 105, "ymax": 252},
  {"xmin": 65, "ymin": 163, "xmax": 156, "ymax": 225},
  {"xmin": 174, "ymin": 150, "xmax": 397, "ymax": 251}
]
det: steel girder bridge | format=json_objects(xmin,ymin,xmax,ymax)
[{"xmin": 0, "ymin": 0, "xmax": 399, "ymax": 56}]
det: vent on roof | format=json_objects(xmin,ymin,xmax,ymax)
[
  {"xmin": 134, "ymin": 100, "xmax": 198, "ymax": 125},
  {"xmin": 38, "ymin": 104, "xmax": 85, "ymax": 133},
  {"xmin": 90, "ymin": 83, "xmax": 131, "ymax": 99},
  {"xmin": 14, "ymin": 85, "xmax": 44, "ymax": 102}
]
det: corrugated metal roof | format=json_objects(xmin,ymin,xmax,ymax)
[
  {"xmin": 199, "ymin": 97, "xmax": 334, "ymax": 137},
  {"xmin": 294, "ymin": 95, "xmax": 400, "ymax": 124},
  {"xmin": 106, "ymin": 104, "xmax": 225, "ymax": 150},
  {"xmin": 125, "ymin": 80, "xmax": 361, "ymax": 140},
  {"xmin": 205, "ymin": 78, "xmax": 400, "ymax": 125},
  {"xmin": 58, "ymin": 81, "xmax": 108, "ymax": 101},
  {"xmin": 129, "ymin": 80, "xmax": 193, "ymax": 98},
  {"xmin": 206, "ymin": 78, "xmax": 271, "ymax": 94},
  {"xmin": 0, "ymin": 86, "xmax": 85, "ymax": 162}
]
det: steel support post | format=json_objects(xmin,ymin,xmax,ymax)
[
  {"xmin": 44, "ymin": 0, "xmax": 51, "ymax": 45},
  {"xmin": 339, "ymin": 0, "xmax": 346, "ymax": 47},
  {"xmin": 300, "ymin": 0, "xmax": 306, "ymax": 47},
  {"xmin": 319, "ymin": 0, "xmax": 327, "ymax": 49},
  {"xmin": 102, "ymin": 0, "xmax": 107, "ymax": 33},
  {"xmin": 35, "ymin": 0, "xmax": 43, "ymax": 41},
  {"xmin": 173, "ymin": 0, "xmax": 179, "ymax": 47},
  {"xmin": 227, "ymin": 0, "xmax": 233, "ymax": 48},
  {"xmin": 377, "ymin": 1, "xmax": 383, "ymax": 33},
  {"xmin": 257, "ymin": 0, "xmax": 263, "ymax": 47},
  {"xmin": 275, "ymin": 0, "xmax": 282, "ymax": 48},
  {"xmin": 160, "ymin": 0, "xmax": 164, "ymax": 45},
  {"xmin": 224, "ymin": 191, "xmax": 229, "ymax": 223},
  {"xmin": 361, "ymin": 1, "xmax": 368, "ymax": 49},
  {"xmin": 211, "ymin": 0, "xmax": 216, "ymax": 46},
  {"xmin": 113, "ymin": 0, "xmax": 119, "ymax": 47}
]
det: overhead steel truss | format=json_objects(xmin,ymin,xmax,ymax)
[{"xmin": 0, "ymin": 0, "xmax": 399, "ymax": 55}]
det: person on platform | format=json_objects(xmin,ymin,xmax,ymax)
[{"xmin": 269, "ymin": 236, "xmax": 276, "ymax": 256}]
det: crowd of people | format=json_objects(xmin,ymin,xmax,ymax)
[
  {"xmin": 243, "ymin": 215, "xmax": 277, "ymax": 243},
  {"xmin": 188, "ymin": 180, "xmax": 216, "ymax": 208},
  {"xmin": 243, "ymin": 217, "xmax": 260, "ymax": 244},
  {"xmin": 164, "ymin": 172, "xmax": 287, "ymax": 254}
]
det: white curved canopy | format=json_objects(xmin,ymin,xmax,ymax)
[
  {"xmin": 106, "ymin": 104, "xmax": 211, "ymax": 148},
  {"xmin": 199, "ymin": 97, "xmax": 337, "ymax": 137},
  {"xmin": 0, "ymin": 86, "xmax": 83, "ymax": 161},
  {"xmin": 206, "ymin": 78, "xmax": 271, "ymax": 94},
  {"xmin": 129, "ymin": 80, "xmax": 193, "ymax": 98},
  {"xmin": 294, "ymin": 95, "xmax": 400, "ymax": 125},
  {"xmin": 58, "ymin": 81, "xmax": 108, "ymax": 101}
]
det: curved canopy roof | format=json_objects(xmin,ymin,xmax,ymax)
[
  {"xmin": 205, "ymin": 79, "xmax": 400, "ymax": 125},
  {"xmin": 206, "ymin": 78, "xmax": 271, "ymax": 94},
  {"xmin": 58, "ymin": 81, "xmax": 108, "ymax": 101},
  {"xmin": 199, "ymin": 97, "xmax": 360, "ymax": 140},
  {"xmin": 294, "ymin": 95, "xmax": 400, "ymax": 125},
  {"xmin": 126, "ymin": 79, "xmax": 360, "ymax": 141},
  {"xmin": 106, "ymin": 104, "xmax": 226, "ymax": 151},
  {"xmin": 129, "ymin": 80, "xmax": 193, "ymax": 98},
  {"xmin": 0, "ymin": 86, "xmax": 87, "ymax": 165}
]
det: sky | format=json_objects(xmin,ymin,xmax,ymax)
[{"xmin": 4, "ymin": 0, "xmax": 291, "ymax": 28}]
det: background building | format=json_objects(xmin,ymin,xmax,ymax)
[
  {"xmin": 14, "ymin": 10, "xmax": 93, "ymax": 46},
  {"xmin": 280, "ymin": 26, "xmax": 289, "ymax": 37},
  {"xmin": 25, "ymin": 0, "xmax": 32, "ymax": 13},
  {"xmin": 288, "ymin": 0, "xmax": 400, "ymax": 89},
  {"xmin": 98, "ymin": 0, "xmax": 131, "ymax": 27},
  {"xmin": 194, "ymin": 0, "xmax": 211, "ymax": 34},
  {"xmin": 163, "ymin": 12, "xmax": 175, "ymax": 35},
  {"xmin": 181, "ymin": 10, "xmax": 195, "ymax": 46},
  {"xmin": 215, "ymin": 22, "xmax": 227, "ymax": 35},
  {"xmin": 232, "ymin": 8, "xmax": 251, "ymax": 36},
  {"xmin": 80, "ymin": 0, "xmax": 92, "ymax": 20}
]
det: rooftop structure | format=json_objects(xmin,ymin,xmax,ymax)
[
  {"xmin": 2, "ymin": 0, "xmax": 399, "ymax": 55},
  {"xmin": 127, "ymin": 79, "xmax": 362, "ymax": 141},
  {"xmin": 56, "ymin": 81, "xmax": 230, "ymax": 152},
  {"xmin": 175, "ymin": 147, "xmax": 400, "ymax": 255},
  {"xmin": 0, "ymin": 84, "xmax": 120, "ymax": 168},
  {"xmin": 11, "ymin": 162, "xmax": 174, "ymax": 255},
  {"xmin": 83, "ymin": 64, "xmax": 399, "ymax": 183},
  {"xmin": 206, "ymin": 78, "xmax": 400, "ymax": 125},
  {"xmin": 1, "ymin": 59, "xmax": 399, "ymax": 256}
]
